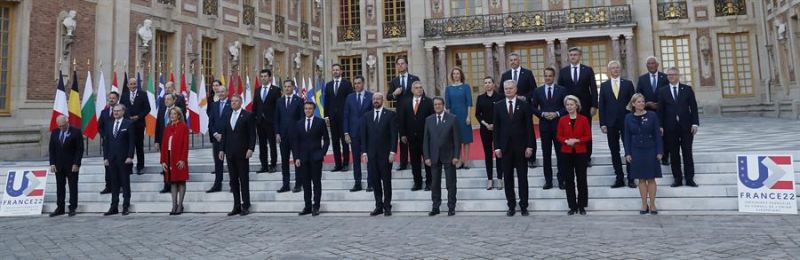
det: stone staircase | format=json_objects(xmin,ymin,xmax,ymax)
[{"xmin": 3, "ymin": 151, "xmax": 797, "ymax": 214}]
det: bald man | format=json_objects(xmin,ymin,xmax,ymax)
[
  {"xmin": 120, "ymin": 78, "xmax": 151, "ymax": 174},
  {"xmin": 49, "ymin": 115, "xmax": 84, "ymax": 217}
]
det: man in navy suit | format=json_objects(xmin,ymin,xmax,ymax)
[
  {"xmin": 275, "ymin": 79, "xmax": 304, "ymax": 193},
  {"xmin": 160, "ymin": 81, "xmax": 187, "ymax": 111},
  {"xmin": 206, "ymin": 81, "xmax": 230, "ymax": 193},
  {"xmin": 531, "ymin": 68, "xmax": 567, "ymax": 190},
  {"xmin": 344, "ymin": 76, "xmax": 374, "ymax": 192},
  {"xmin": 325, "ymin": 64, "xmax": 354, "ymax": 172},
  {"xmin": 252, "ymin": 69, "xmax": 281, "ymax": 173},
  {"xmin": 361, "ymin": 93, "xmax": 398, "ymax": 216},
  {"xmin": 494, "ymin": 80, "xmax": 536, "ymax": 217},
  {"xmin": 636, "ymin": 56, "xmax": 670, "ymax": 165},
  {"xmin": 501, "ymin": 53, "xmax": 538, "ymax": 167},
  {"xmin": 386, "ymin": 58, "xmax": 420, "ymax": 171},
  {"xmin": 216, "ymin": 95, "xmax": 256, "ymax": 216},
  {"xmin": 400, "ymin": 81, "xmax": 434, "ymax": 191},
  {"xmin": 558, "ymin": 47, "xmax": 598, "ymax": 165},
  {"xmin": 154, "ymin": 93, "xmax": 185, "ymax": 193},
  {"xmin": 119, "ymin": 78, "xmax": 150, "ymax": 175},
  {"xmin": 97, "ymin": 91, "xmax": 119, "ymax": 194},
  {"xmin": 103, "ymin": 104, "xmax": 135, "ymax": 216},
  {"xmin": 599, "ymin": 61, "xmax": 636, "ymax": 189},
  {"xmin": 49, "ymin": 115, "xmax": 84, "ymax": 217},
  {"xmin": 658, "ymin": 67, "xmax": 699, "ymax": 188},
  {"xmin": 293, "ymin": 102, "xmax": 331, "ymax": 216}
]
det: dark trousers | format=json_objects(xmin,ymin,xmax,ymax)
[
  {"xmin": 55, "ymin": 168, "xmax": 79, "ymax": 210},
  {"xmin": 330, "ymin": 118, "xmax": 350, "ymax": 167},
  {"xmin": 104, "ymin": 165, "xmax": 111, "ymax": 189},
  {"xmin": 256, "ymin": 123, "xmax": 278, "ymax": 168},
  {"xmin": 665, "ymin": 126, "xmax": 695, "ymax": 183},
  {"xmin": 606, "ymin": 126, "xmax": 632, "ymax": 182},
  {"xmin": 527, "ymin": 122, "xmax": 538, "ymax": 164},
  {"xmin": 133, "ymin": 123, "xmax": 145, "ymax": 170},
  {"xmin": 227, "ymin": 154, "xmax": 251, "ymax": 210},
  {"xmin": 563, "ymin": 152, "xmax": 588, "ymax": 210},
  {"xmin": 300, "ymin": 159, "xmax": 323, "ymax": 210},
  {"xmin": 431, "ymin": 160, "xmax": 457, "ymax": 210},
  {"xmin": 409, "ymin": 137, "xmax": 431, "ymax": 187},
  {"xmin": 211, "ymin": 143, "xmax": 225, "ymax": 189},
  {"xmin": 351, "ymin": 138, "xmax": 368, "ymax": 185},
  {"xmin": 368, "ymin": 156, "xmax": 392, "ymax": 210},
  {"xmin": 539, "ymin": 128, "xmax": 563, "ymax": 185},
  {"xmin": 280, "ymin": 141, "xmax": 299, "ymax": 188},
  {"xmin": 398, "ymin": 140, "xmax": 409, "ymax": 168},
  {"xmin": 479, "ymin": 127, "xmax": 502, "ymax": 180},
  {"xmin": 502, "ymin": 146, "xmax": 529, "ymax": 210},
  {"xmin": 580, "ymin": 111, "xmax": 593, "ymax": 159},
  {"xmin": 108, "ymin": 160, "xmax": 131, "ymax": 209}
]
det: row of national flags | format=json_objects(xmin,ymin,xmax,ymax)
[{"xmin": 49, "ymin": 68, "xmax": 327, "ymax": 140}]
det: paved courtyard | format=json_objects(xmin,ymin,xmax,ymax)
[{"xmin": 1, "ymin": 214, "xmax": 799, "ymax": 259}]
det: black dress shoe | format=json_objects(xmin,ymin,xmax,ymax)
[
  {"xmin": 312, "ymin": 208, "xmax": 320, "ymax": 216},
  {"xmin": 610, "ymin": 181, "xmax": 625, "ymax": 188},
  {"xmin": 342, "ymin": 165, "xmax": 350, "ymax": 171},
  {"xmin": 428, "ymin": 209, "xmax": 440, "ymax": 216},
  {"xmin": 136, "ymin": 169, "xmax": 144, "ymax": 175},
  {"xmin": 567, "ymin": 209, "xmax": 577, "ymax": 215},
  {"xmin": 640, "ymin": 206, "xmax": 650, "ymax": 215},
  {"xmin": 506, "ymin": 209, "xmax": 516, "ymax": 216},
  {"xmin": 68, "ymin": 209, "xmax": 76, "ymax": 217},
  {"xmin": 104, "ymin": 209, "xmax": 119, "ymax": 216},
  {"xmin": 240, "ymin": 208, "xmax": 250, "ymax": 216},
  {"xmin": 528, "ymin": 161, "xmax": 537, "ymax": 168},
  {"xmin": 650, "ymin": 210, "xmax": 659, "ymax": 215},
  {"xmin": 661, "ymin": 159, "xmax": 670, "ymax": 166},
  {"xmin": 410, "ymin": 184, "xmax": 422, "ymax": 191},
  {"xmin": 256, "ymin": 167, "xmax": 268, "ymax": 173},
  {"xmin": 628, "ymin": 181, "xmax": 637, "ymax": 188},
  {"xmin": 384, "ymin": 209, "xmax": 392, "ymax": 216},
  {"xmin": 332, "ymin": 166, "xmax": 343, "ymax": 172},
  {"xmin": 121, "ymin": 208, "xmax": 130, "ymax": 215},
  {"xmin": 558, "ymin": 183, "xmax": 566, "ymax": 190},
  {"xmin": 396, "ymin": 165, "xmax": 408, "ymax": 171},
  {"xmin": 49, "ymin": 209, "xmax": 65, "ymax": 217},
  {"xmin": 292, "ymin": 186, "xmax": 302, "ymax": 193},
  {"xmin": 521, "ymin": 209, "xmax": 530, "ymax": 216},
  {"xmin": 227, "ymin": 209, "xmax": 241, "ymax": 216},
  {"xmin": 369, "ymin": 208, "xmax": 383, "ymax": 216},
  {"xmin": 448, "ymin": 209, "xmax": 455, "ymax": 216},
  {"xmin": 349, "ymin": 184, "xmax": 363, "ymax": 192},
  {"xmin": 298, "ymin": 208, "xmax": 312, "ymax": 216},
  {"xmin": 277, "ymin": 187, "xmax": 291, "ymax": 193},
  {"xmin": 686, "ymin": 181, "xmax": 698, "ymax": 187},
  {"xmin": 671, "ymin": 182, "xmax": 683, "ymax": 187},
  {"xmin": 366, "ymin": 186, "xmax": 373, "ymax": 192},
  {"xmin": 206, "ymin": 187, "xmax": 222, "ymax": 193},
  {"xmin": 160, "ymin": 187, "xmax": 170, "ymax": 194},
  {"xmin": 543, "ymin": 183, "xmax": 553, "ymax": 190},
  {"xmin": 579, "ymin": 208, "xmax": 586, "ymax": 215},
  {"xmin": 268, "ymin": 166, "xmax": 277, "ymax": 173},
  {"xmin": 587, "ymin": 159, "xmax": 592, "ymax": 167},
  {"xmin": 99, "ymin": 188, "xmax": 111, "ymax": 194},
  {"xmin": 423, "ymin": 185, "xmax": 431, "ymax": 191}
]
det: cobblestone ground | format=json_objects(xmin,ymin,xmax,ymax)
[{"xmin": 1, "ymin": 214, "xmax": 799, "ymax": 259}]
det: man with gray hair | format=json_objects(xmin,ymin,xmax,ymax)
[
  {"xmin": 493, "ymin": 79, "xmax": 535, "ymax": 216},
  {"xmin": 599, "ymin": 60, "xmax": 636, "ymax": 188},
  {"xmin": 657, "ymin": 67, "xmax": 699, "ymax": 188},
  {"xmin": 636, "ymin": 56, "xmax": 669, "ymax": 165},
  {"xmin": 49, "ymin": 115, "xmax": 84, "ymax": 217},
  {"xmin": 501, "ymin": 52, "xmax": 538, "ymax": 168}
]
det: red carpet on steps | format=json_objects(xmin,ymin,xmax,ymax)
[{"xmin": 322, "ymin": 127, "xmax": 541, "ymax": 163}]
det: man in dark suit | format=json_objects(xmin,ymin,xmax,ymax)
[
  {"xmin": 119, "ymin": 78, "xmax": 150, "ymax": 174},
  {"xmin": 531, "ymin": 68, "xmax": 567, "ymax": 190},
  {"xmin": 103, "ymin": 104, "xmax": 135, "ymax": 216},
  {"xmin": 293, "ymin": 102, "xmax": 331, "ymax": 216},
  {"xmin": 325, "ymin": 64, "xmax": 354, "ymax": 172},
  {"xmin": 658, "ymin": 67, "xmax": 700, "ymax": 188},
  {"xmin": 386, "ymin": 58, "xmax": 420, "ymax": 171},
  {"xmin": 48, "ymin": 115, "xmax": 84, "ymax": 217},
  {"xmin": 161, "ymin": 81, "xmax": 187, "ymax": 111},
  {"xmin": 636, "ymin": 56, "xmax": 670, "ymax": 165},
  {"xmin": 252, "ymin": 69, "xmax": 281, "ymax": 173},
  {"xmin": 154, "ymin": 93, "xmax": 185, "ymax": 193},
  {"xmin": 599, "ymin": 61, "xmax": 636, "ymax": 188},
  {"xmin": 215, "ymin": 95, "xmax": 257, "ymax": 216},
  {"xmin": 344, "ymin": 76, "xmax": 374, "ymax": 192},
  {"xmin": 500, "ymin": 53, "xmax": 538, "ymax": 168},
  {"xmin": 206, "ymin": 81, "xmax": 230, "ymax": 193},
  {"xmin": 97, "ymin": 91, "xmax": 119, "ymax": 194},
  {"xmin": 361, "ymin": 93, "xmax": 398, "ymax": 216},
  {"xmin": 399, "ymin": 81, "xmax": 434, "ymax": 191},
  {"xmin": 494, "ymin": 80, "xmax": 536, "ymax": 217},
  {"xmin": 558, "ymin": 47, "xmax": 598, "ymax": 165},
  {"xmin": 423, "ymin": 97, "xmax": 461, "ymax": 216},
  {"xmin": 275, "ymin": 80, "xmax": 304, "ymax": 193}
]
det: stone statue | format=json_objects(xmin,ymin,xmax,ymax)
[
  {"xmin": 294, "ymin": 52, "xmax": 302, "ymax": 69},
  {"xmin": 264, "ymin": 47, "xmax": 274, "ymax": 67},
  {"xmin": 366, "ymin": 55, "xmax": 377, "ymax": 71},
  {"xmin": 698, "ymin": 35, "xmax": 711, "ymax": 79},
  {"xmin": 137, "ymin": 19, "xmax": 153, "ymax": 47},
  {"xmin": 229, "ymin": 41, "xmax": 241, "ymax": 69},
  {"xmin": 775, "ymin": 19, "xmax": 787, "ymax": 41},
  {"xmin": 315, "ymin": 54, "xmax": 324, "ymax": 71},
  {"xmin": 62, "ymin": 10, "xmax": 77, "ymax": 36}
]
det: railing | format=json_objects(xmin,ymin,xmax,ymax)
[
  {"xmin": 202, "ymin": 0, "xmax": 218, "ymax": 16},
  {"xmin": 383, "ymin": 21, "xmax": 406, "ymax": 38},
  {"xmin": 300, "ymin": 22, "xmax": 309, "ymax": 40},
  {"xmin": 275, "ymin": 15, "xmax": 285, "ymax": 35},
  {"xmin": 157, "ymin": 0, "xmax": 176, "ymax": 6},
  {"xmin": 657, "ymin": 1, "xmax": 689, "ymax": 20},
  {"xmin": 715, "ymin": 0, "xmax": 746, "ymax": 17},
  {"xmin": 243, "ymin": 4, "xmax": 255, "ymax": 25},
  {"xmin": 423, "ymin": 5, "xmax": 632, "ymax": 38},
  {"xmin": 338, "ymin": 24, "xmax": 361, "ymax": 42}
]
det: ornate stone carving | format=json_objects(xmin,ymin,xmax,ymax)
[{"xmin": 228, "ymin": 41, "xmax": 241, "ymax": 70}]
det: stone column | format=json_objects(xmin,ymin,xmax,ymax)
[
  {"xmin": 624, "ymin": 34, "xmax": 636, "ymax": 80},
  {"xmin": 425, "ymin": 46, "xmax": 436, "ymax": 94},
  {"xmin": 559, "ymin": 38, "xmax": 569, "ymax": 67},
  {"xmin": 546, "ymin": 38, "xmax": 556, "ymax": 69},
  {"xmin": 436, "ymin": 45, "xmax": 447, "ymax": 95},
  {"xmin": 611, "ymin": 35, "xmax": 620, "ymax": 62},
  {"xmin": 484, "ymin": 42, "xmax": 495, "ymax": 79},
  {"xmin": 496, "ymin": 42, "xmax": 507, "ymax": 74}
]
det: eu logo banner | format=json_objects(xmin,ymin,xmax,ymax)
[
  {"xmin": 0, "ymin": 169, "xmax": 49, "ymax": 216},
  {"xmin": 737, "ymin": 155, "xmax": 797, "ymax": 214}
]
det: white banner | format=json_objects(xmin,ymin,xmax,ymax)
[
  {"xmin": 737, "ymin": 155, "xmax": 797, "ymax": 214},
  {"xmin": 0, "ymin": 168, "xmax": 49, "ymax": 216}
]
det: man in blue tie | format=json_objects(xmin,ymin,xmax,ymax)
[
  {"xmin": 206, "ymin": 81, "xmax": 231, "ymax": 193},
  {"xmin": 657, "ymin": 67, "xmax": 699, "ymax": 188},
  {"xmin": 557, "ymin": 47, "xmax": 598, "ymax": 166},
  {"xmin": 275, "ymin": 80, "xmax": 304, "ymax": 193},
  {"xmin": 636, "ymin": 56, "xmax": 670, "ymax": 165},
  {"xmin": 344, "ymin": 76, "xmax": 374, "ymax": 191}
]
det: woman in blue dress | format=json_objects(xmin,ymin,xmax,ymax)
[
  {"xmin": 623, "ymin": 93, "xmax": 663, "ymax": 215},
  {"xmin": 445, "ymin": 67, "xmax": 473, "ymax": 169}
]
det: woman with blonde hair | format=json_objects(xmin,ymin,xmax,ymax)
[
  {"xmin": 556, "ymin": 95, "xmax": 591, "ymax": 215},
  {"xmin": 160, "ymin": 106, "xmax": 190, "ymax": 215},
  {"xmin": 623, "ymin": 93, "xmax": 663, "ymax": 215}
]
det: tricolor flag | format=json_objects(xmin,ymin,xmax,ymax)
[
  {"xmin": 121, "ymin": 72, "xmax": 129, "ymax": 98},
  {"xmin": 198, "ymin": 73, "xmax": 209, "ymax": 134},
  {"xmin": 216, "ymin": 74, "xmax": 226, "ymax": 102},
  {"xmin": 95, "ymin": 71, "xmax": 107, "ymax": 129},
  {"xmin": 188, "ymin": 73, "xmax": 200, "ymax": 133},
  {"xmin": 145, "ymin": 71, "xmax": 157, "ymax": 137},
  {"xmin": 110, "ymin": 70, "xmax": 119, "ymax": 94},
  {"xmin": 68, "ymin": 70, "xmax": 82, "ymax": 129},
  {"xmin": 180, "ymin": 71, "xmax": 189, "ymax": 101},
  {"xmin": 157, "ymin": 73, "xmax": 166, "ymax": 110},
  {"xmin": 49, "ymin": 72, "xmax": 68, "ymax": 131},
  {"xmin": 227, "ymin": 73, "xmax": 235, "ymax": 98},
  {"xmin": 237, "ymin": 73, "xmax": 244, "ymax": 96},
  {"xmin": 80, "ymin": 71, "xmax": 98, "ymax": 139},
  {"xmin": 243, "ymin": 75, "xmax": 253, "ymax": 111},
  {"xmin": 292, "ymin": 77, "xmax": 298, "ymax": 96}
]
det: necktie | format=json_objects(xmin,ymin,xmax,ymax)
[
  {"xmin": 262, "ymin": 87, "xmax": 267, "ymax": 101},
  {"xmin": 547, "ymin": 87, "xmax": 552, "ymax": 101},
  {"xmin": 374, "ymin": 110, "xmax": 380, "ymax": 122},
  {"xmin": 437, "ymin": 115, "xmax": 442, "ymax": 125},
  {"xmin": 357, "ymin": 93, "xmax": 362, "ymax": 106},
  {"xmin": 219, "ymin": 102, "xmax": 224, "ymax": 118},
  {"xmin": 114, "ymin": 121, "xmax": 120, "ymax": 137},
  {"xmin": 334, "ymin": 80, "xmax": 339, "ymax": 96},
  {"xmin": 612, "ymin": 80, "xmax": 619, "ymax": 99},
  {"xmin": 130, "ymin": 91, "xmax": 136, "ymax": 104},
  {"xmin": 513, "ymin": 70, "xmax": 518, "ymax": 82},
  {"xmin": 672, "ymin": 86, "xmax": 679, "ymax": 100},
  {"xmin": 60, "ymin": 131, "xmax": 66, "ymax": 144},
  {"xmin": 413, "ymin": 98, "xmax": 419, "ymax": 115},
  {"xmin": 508, "ymin": 100, "xmax": 514, "ymax": 118},
  {"xmin": 306, "ymin": 118, "xmax": 311, "ymax": 132},
  {"xmin": 651, "ymin": 74, "xmax": 657, "ymax": 92},
  {"xmin": 286, "ymin": 97, "xmax": 290, "ymax": 108},
  {"xmin": 572, "ymin": 66, "xmax": 578, "ymax": 83},
  {"xmin": 230, "ymin": 111, "xmax": 238, "ymax": 130},
  {"xmin": 401, "ymin": 75, "xmax": 406, "ymax": 91},
  {"xmin": 164, "ymin": 109, "xmax": 169, "ymax": 124}
]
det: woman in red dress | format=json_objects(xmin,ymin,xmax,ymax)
[
  {"xmin": 556, "ymin": 95, "xmax": 592, "ymax": 216},
  {"xmin": 160, "ymin": 107, "xmax": 190, "ymax": 215}
]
